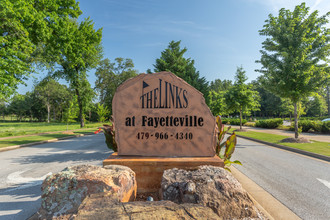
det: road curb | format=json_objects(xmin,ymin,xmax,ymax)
[
  {"xmin": 231, "ymin": 166, "xmax": 301, "ymax": 220},
  {"xmin": 0, "ymin": 133, "xmax": 96, "ymax": 153},
  {"xmin": 231, "ymin": 133, "xmax": 330, "ymax": 162}
]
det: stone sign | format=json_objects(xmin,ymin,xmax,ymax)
[{"xmin": 112, "ymin": 71, "xmax": 216, "ymax": 157}]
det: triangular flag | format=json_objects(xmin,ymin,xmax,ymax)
[{"xmin": 143, "ymin": 81, "xmax": 149, "ymax": 88}]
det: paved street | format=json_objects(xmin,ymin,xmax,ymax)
[
  {"xmin": 0, "ymin": 133, "xmax": 111, "ymax": 220},
  {"xmin": 0, "ymin": 133, "xmax": 329, "ymax": 220},
  {"xmin": 232, "ymin": 137, "xmax": 330, "ymax": 220}
]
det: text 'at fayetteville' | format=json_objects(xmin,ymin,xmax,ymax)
[{"xmin": 125, "ymin": 115, "xmax": 204, "ymax": 128}]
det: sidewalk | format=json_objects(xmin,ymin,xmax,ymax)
[
  {"xmin": 230, "ymin": 125, "xmax": 330, "ymax": 143},
  {"xmin": 0, "ymin": 128, "xmax": 95, "ymax": 140}
]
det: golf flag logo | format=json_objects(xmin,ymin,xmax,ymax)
[{"xmin": 143, "ymin": 81, "xmax": 149, "ymax": 89}]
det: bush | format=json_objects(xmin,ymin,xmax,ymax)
[
  {"xmin": 255, "ymin": 118, "xmax": 283, "ymax": 129},
  {"xmin": 321, "ymin": 121, "xmax": 330, "ymax": 133},
  {"xmin": 289, "ymin": 120, "xmax": 330, "ymax": 134},
  {"xmin": 297, "ymin": 120, "xmax": 315, "ymax": 132},
  {"xmin": 244, "ymin": 122, "xmax": 255, "ymax": 127},
  {"xmin": 221, "ymin": 118, "xmax": 247, "ymax": 126}
]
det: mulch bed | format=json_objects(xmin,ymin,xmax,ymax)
[
  {"xmin": 280, "ymin": 137, "xmax": 311, "ymax": 143},
  {"xmin": 234, "ymin": 129, "xmax": 248, "ymax": 132}
]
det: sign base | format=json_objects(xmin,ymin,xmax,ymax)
[{"xmin": 103, "ymin": 152, "xmax": 224, "ymax": 193}]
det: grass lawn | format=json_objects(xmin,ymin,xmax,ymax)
[
  {"xmin": 0, "ymin": 129, "xmax": 98, "ymax": 148},
  {"xmin": 234, "ymin": 130, "xmax": 330, "ymax": 157},
  {"xmin": 0, "ymin": 122, "xmax": 103, "ymax": 138}
]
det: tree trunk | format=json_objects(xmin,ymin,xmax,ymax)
[
  {"xmin": 53, "ymin": 107, "xmax": 56, "ymax": 121},
  {"xmin": 47, "ymin": 104, "xmax": 50, "ymax": 123},
  {"xmin": 294, "ymin": 102, "xmax": 299, "ymax": 139},
  {"xmin": 239, "ymin": 107, "xmax": 242, "ymax": 130},
  {"xmin": 76, "ymin": 88, "xmax": 84, "ymax": 128}
]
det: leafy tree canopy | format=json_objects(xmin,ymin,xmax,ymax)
[
  {"xmin": 225, "ymin": 66, "xmax": 260, "ymax": 129},
  {"xmin": 257, "ymin": 3, "xmax": 330, "ymax": 137},
  {"xmin": 257, "ymin": 3, "xmax": 330, "ymax": 102},
  {"xmin": 95, "ymin": 58, "xmax": 138, "ymax": 113},
  {"xmin": 0, "ymin": 0, "xmax": 81, "ymax": 100},
  {"xmin": 52, "ymin": 17, "xmax": 102, "ymax": 127}
]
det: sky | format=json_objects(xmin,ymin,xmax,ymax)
[{"xmin": 17, "ymin": 0, "xmax": 330, "ymax": 94}]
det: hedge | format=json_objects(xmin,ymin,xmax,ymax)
[
  {"xmin": 255, "ymin": 118, "xmax": 283, "ymax": 129},
  {"xmin": 222, "ymin": 118, "xmax": 247, "ymax": 125},
  {"xmin": 290, "ymin": 120, "xmax": 330, "ymax": 134}
]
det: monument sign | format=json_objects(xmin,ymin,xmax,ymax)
[{"xmin": 112, "ymin": 71, "xmax": 216, "ymax": 157}]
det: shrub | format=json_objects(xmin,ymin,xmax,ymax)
[
  {"xmin": 222, "ymin": 118, "xmax": 247, "ymax": 126},
  {"xmin": 255, "ymin": 118, "xmax": 283, "ymax": 129},
  {"xmin": 321, "ymin": 121, "xmax": 330, "ymax": 134},
  {"xmin": 298, "ymin": 120, "xmax": 315, "ymax": 132},
  {"xmin": 221, "ymin": 118, "xmax": 230, "ymax": 125},
  {"xmin": 244, "ymin": 122, "xmax": 255, "ymax": 127},
  {"xmin": 289, "ymin": 120, "xmax": 329, "ymax": 134}
]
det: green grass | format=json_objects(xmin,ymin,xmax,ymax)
[
  {"xmin": 234, "ymin": 131, "xmax": 330, "ymax": 157},
  {"xmin": 0, "ymin": 129, "xmax": 97, "ymax": 148},
  {"xmin": 0, "ymin": 122, "xmax": 103, "ymax": 138}
]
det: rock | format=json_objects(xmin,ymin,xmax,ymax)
[
  {"xmin": 161, "ymin": 165, "xmax": 259, "ymax": 219},
  {"xmin": 112, "ymin": 71, "xmax": 217, "ymax": 157},
  {"xmin": 37, "ymin": 164, "xmax": 136, "ymax": 218},
  {"xmin": 76, "ymin": 193, "xmax": 221, "ymax": 220}
]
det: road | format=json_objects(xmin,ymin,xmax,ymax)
[
  {"xmin": 0, "ymin": 133, "xmax": 111, "ymax": 220},
  {"xmin": 0, "ymin": 134, "xmax": 329, "ymax": 220},
  {"xmin": 232, "ymin": 137, "xmax": 330, "ymax": 220}
]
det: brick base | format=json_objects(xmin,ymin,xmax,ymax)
[{"xmin": 103, "ymin": 152, "xmax": 224, "ymax": 193}]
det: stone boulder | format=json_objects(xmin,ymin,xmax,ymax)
[
  {"xmin": 161, "ymin": 165, "xmax": 259, "ymax": 219},
  {"xmin": 36, "ymin": 164, "xmax": 136, "ymax": 218},
  {"xmin": 76, "ymin": 193, "xmax": 221, "ymax": 219}
]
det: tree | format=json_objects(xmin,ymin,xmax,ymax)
[
  {"xmin": 8, "ymin": 94, "xmax": 29, "ymax": 121},
  {"xmin": 53, "ymin": 18, "xmax": 102, "ymax": 128},
  {"xmin": 95, "ymin": 58, "xmax": 138, "ymax": 112},
  {"xmin": 29, "ymin": 91, "xmax": 47, "ymax": 122},
  {"xmin": 75, "ymin": 78, "xmax": 96, "ymax": 124},
  {"xmin": 97, "ymin": 103, "xmax": 110, "ymax": 122},
  {"xmin": 0, "ymin": 100, "xmax": 6, "ymax": 120},
  {"xmin": 34, "ymin": 78, "xmax": 69, "ymax": 123},
  {"xmin": 224, "ymin": 66, "xmax": 260, "ymax": 129},
  {"xmin": 306, "ymin": 94, "xmax": 327, "ymax": 117},
  {"xmin": 251, "ymin": 78, "xmax": 282, "ymax": 118},
  {"xmin": 208, "ymin": 90, "xmax": 230, "ymax": 116},
  {"xmin": 208, "ymin": 79, "xmax": 233, "ymax": 116},
  {"xmin": 153, "ymin": 40, "xmax": 210, "ymax": 104},
  {"xmin": 209, "ymin": 79, "xmax": 233, "ymax": 93},
  {"xmin": 62, "ymin": 97, "xmax": 79, "ymax": 130},
  {"xmin": 0, "ymin": 0, "xmax": 81, "ymax": 100},
  {"xmin": 257, "ymin": 3, "xmax": 330, "ymax": 138},
  {"xmin": 327, "ymin": 82, "xmax": 330, "ymax": 116}
]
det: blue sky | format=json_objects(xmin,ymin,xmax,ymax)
[{"xmin": 18, "ymin": 0, "xmax": 330, "ymax": 94}]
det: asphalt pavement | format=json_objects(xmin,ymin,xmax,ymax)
[
  {"xmin": 0, "ymin": 133, "xmax": 111, "ymax": 220},
  {"xmin": 232, "ymin": 137, "xmax": 330, "ymax": 220},
  {"xmin": 0, "ymin": 133, "xmax": 329, "ymax": 220}
]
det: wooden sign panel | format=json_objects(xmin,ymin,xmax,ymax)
[{"xmin": 112, "ymin": 72, "xmax": 216, "ymax": 157}]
